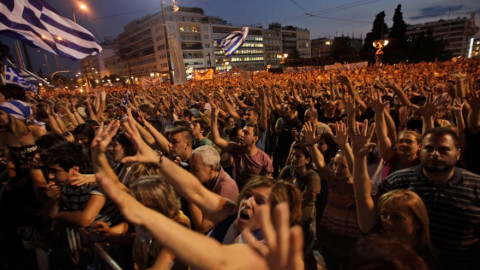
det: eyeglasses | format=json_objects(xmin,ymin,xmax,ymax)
[{"xmin": 380, "ymin": 213, "xmax": 406, "ymax": 223}]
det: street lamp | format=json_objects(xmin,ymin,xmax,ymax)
[
  {"xmin": 71, "ymin": 2, "xmax": 88, "ymax": 23},
  {"xmin": 372, "ymin": 39, "xmax": 389, "ymax": 66},
  {"xmin": 278, "ymin": 53, "xmax": 288, "ymax": 65}
]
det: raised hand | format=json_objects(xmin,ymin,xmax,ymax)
[
  {"xmin": 303, "ymin": 121, "xmax": 317, "ymax": 145},
  {"xmin": 348, "ymin": 119, "xmax": 376, "ymax": 157},
  {"xmin": 398, "ymin": 106, "xmax": 410, "ymax": 128},
  {"xmin": 91, "ymin": 120, "xmax": 120, "ymax": 155},
  {"xmin": 331, "ymin": 121, "xmax": 348, "ymax": 147},
  {"xmin": 337, "ymin": 75, "xmax": 351, "ymax": 86},
  {"xmin": 465, "ymin": 90, "xmax": 480, "ymax": 110},
  {"xmin": 410, "ymin": 93, "xmax": 439, "ymax": 117},
  {"xmin": 366, "ymin": 90, "xmax": 386, "ymax": 113},
  {"xmin": 450, "ymin": 97, "xmax": 465, "ymax": 115},
  {"xmin": 242, "ymin": 203, "xmax": 304, "ymax": 270},
  {"xmin": 344, "ymin": 94, "xmax": 356, "ymax": 115},
  {"xmin": 121, "ymin": 116, "xmax": 159, "ymax": 164}
]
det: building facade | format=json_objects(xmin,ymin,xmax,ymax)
[
  {"xmin": 311, "ymin": 37, "xmax": 333, "ymax": 60},
  {"xmin": 103, "ymin": 6, "xmax": 311, "ymax": 79},
  {"xmin": 80, "ymin": 38, "xmax": 115, "ymax": 81},
  {"xmin": 406, "ymin": 14, "xmax": 479, "ymax": 58},
  {"xmin": 263, "ymin": 26, "xmax": 283, "ymax": 67}
]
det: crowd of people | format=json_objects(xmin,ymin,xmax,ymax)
[{"xmin": 0, "ymin": 58, "xmax": 479, "ymax": 270}]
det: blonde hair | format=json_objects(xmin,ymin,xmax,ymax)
[
  {"xmin": 129, "ymin": 162, "xmax": 163, "ymax": 180},
  {"xmin": 7, "ymin": 113, "xmax": 30, "ymax": 137},
  {"xmin": 128, "ymin": 175, "xmax": 180, "ymax": 219},
  {"xmin": 377, "ymin": 190, "xmax": 438, "ymax": 265},
  {"xmin": 238, "ymin": 176, "xmax": 302, "ymax": 226}
]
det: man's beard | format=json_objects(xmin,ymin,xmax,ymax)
[{"xmin": 422, "ymin": 162, "xmax": 455, "ymax": 174}]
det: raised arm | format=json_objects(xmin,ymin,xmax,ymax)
[
  {"xmin": 210, "ymin": 103, "xmax": 232, "ymax": 150},
  {"xmin": 349, "ymin": 120, "xmax": 378, "ymax": 233},
  {"xmin": 96, "ymin": 171, "xmax": 269, "ymax": 270},
  {"xmin": 410, "ymin": 94, "xmax": 438, "ymax": 135},
  {"xmin": 121, "ymin": 117, "xmax": 236, "ymax": 225},
  {"xmin": 331, "ymin": 121, "xmax": 353, "ymax": 172},
  {"xmin": 368, "ymin": 91, "xmax": 395, "ymax": 161},
  {"xmin": 383, "ymin": 79, "xmax": 412, "ymax": 107},
  {"xmin": 338, "ymin": 75, "xmax": 367, "ymax": 113},
  {"xmin": 466, "ymin": 90, "xmax": 480, "ymax": 134},
  {"xmin": 216, "ymin": 91, "xmax": 241, "ymax": 120},
  {"xmin": 91, "ymin": 120, "xmax": 122, "ymax": 183},
  {"xmin": 303, "ymin": 121, "xmax": 335, "ymax": 187},
  {"xmin": 450, "ymin": 97, "xmax": 466, "ymax": 152}
]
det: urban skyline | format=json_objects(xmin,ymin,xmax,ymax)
[{"xmin": 2, "ymin": 0, "xmax": 480, "ymax": 76}]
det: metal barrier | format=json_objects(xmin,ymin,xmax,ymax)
[{"xmin": 55, "ymin": 226, "xmax": 134, "ymax": 270}]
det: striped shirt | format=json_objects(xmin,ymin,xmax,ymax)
[
  {"xmin": 60, "ymin": 183, "xmax": 122, "ymax": 227},
  {"xmin": 379, "ymin": 165, "xmax": 480, "ymax": 269}
]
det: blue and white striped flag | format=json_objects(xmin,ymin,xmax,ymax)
[
  {"xmin": 4, "ymin": 65, "xmax": 38, "ymax": 93},
  {"xmin": 216, "ymin": 27, "xmax": 248, "ymax": 57},
  {"xmin": 0, "ymin": 0, "xmax": 102, "ymax": 60},
  {"xmin": 6, "ymin": 59, "xmax": 52, "ymax": 87}
]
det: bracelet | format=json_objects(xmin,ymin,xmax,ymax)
[{"xmin": 154, "ymin": 150, "xmax": 164, "ymax": 165}]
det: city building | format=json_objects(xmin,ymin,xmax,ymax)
[
  {"xmin": 213, "ymin": 24, "xmax": 265, "ymax": 71},
  {"xmin": 311, "ymin": 37, "xmax": 333, "ymax": 60},
  {"xmin": 263, "ymin": 25, "xmax": 283, "ymax": 67},
  {"xmin": 80, "ymin": 37, "xmax": 115, "ymax": 81},
  {"xmin": 473, "ymin": 38, "xmax": 480, "ymax": 58},
  {"xmin": 406, "ymin": 13, "xmax": 479, "ymax": 58},
  {"xmin": 107, "ymin": 5, "xmax": 311, "ymax": 79}
]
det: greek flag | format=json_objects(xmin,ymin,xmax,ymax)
[
  {"xmin": 0, "ymin": 0, "xmax": 102, "ymax": 60},
  {"xmin": 216, "ymin": 27, "xmax": 248, "ymax": 57},
  {"xmin": 6, "ymin": 59, "xmax": 52, "ymax": 87},
  {"xmin": 4, "ymin": 65, "xmax": 38, "ymax": 93}
]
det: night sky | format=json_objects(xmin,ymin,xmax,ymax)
[{"xmin": 2, "ymin": 0, "xmax": 480, "ymax": 76}]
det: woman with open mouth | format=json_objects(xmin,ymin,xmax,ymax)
[{"xmin": 94, "ymin": 117, "xmax": 303, "ymax": 270}]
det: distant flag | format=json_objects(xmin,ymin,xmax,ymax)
[
  {"xmin": 0, "ymin": 0, "xmax": 102, "ymax": 60},
  {"xmin": 4, "ymin": 66, "xmax": 38, "ymax": 93},
  {"xmin": 216, "ymin": 27, "xmax": 249, "ymax": 57},
  {"xmin": 172, "ymin": 0, "xmax": 180, "ymax": 13},
  {"xmin": 6, "ymin": 59, "xmax": 52, "ymax": 87}
]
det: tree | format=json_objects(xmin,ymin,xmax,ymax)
[
  {"xmin": 360, "ymin": 11, "xmax": 389, "ymax": 62},
  {"xmin": 406, "ymin": 29, "xmax": 449, "ymax": 62},
  {"xmin": 384, "ymin": 4, "xmax": 407, "ymax": 63},
  {"xmin": 0, "ymin": 41, "xmax": 14, "ymax": 62},
  {"xmin": 332, "ymin": 36, "xmax": 357, "ymax": 62}
]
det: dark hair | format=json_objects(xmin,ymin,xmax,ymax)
[
  {"xmin": 192, "ymin": 118, "xmax": 210, "ymax": 136},
  {"xmin": 173, "ymin": 119, "xmax": 189, "ymax": 128},
  {"xmin": 0, "ymin": 84, "xmax": 27, "ymax": 101},
  {"xmin": 35, "ymin": 133, "xmax": 66, "ymax": 150},
  {"xmin": 113, "ymin": 132, "xmax": 137, "ymax": 157},
  {"xmin": 72, "ymin": 123, "xmax": 95, "ymax": 145},
  {"xmin": 292, "ymin": 142, "xmax": 312, "ymax": 167},
  {"xmin": 228, "ymin": 126, "xmax": 243, "ymax": 141},
  {"xmin": 167, "ymin": 126, "xmax": 193, "ymax": 144},
  {"xmin": 139, "ymin": 103, "xmax": 154, "ymax": 116},
  {"xmin": 422, "ymin": 127, "xmax": 460, "ymax": 148},
  {"xmin": 244, "ymin": 123, "xmax": 259, "ymax": 137},
  {"xmin": 245, "ymin": 107, "xmax": 259, "ymax": 117},
  {"xmin": 224, "ymin": 115, "xmax": 235, "ymax": 125},
  {"xmin": 41, "ymin": 141, "xmax": 92, "ymax": 173}
]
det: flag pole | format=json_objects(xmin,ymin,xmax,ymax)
[{"xmin": 161, "ymin": 1, "xmax": 174, "ymax": 84}]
